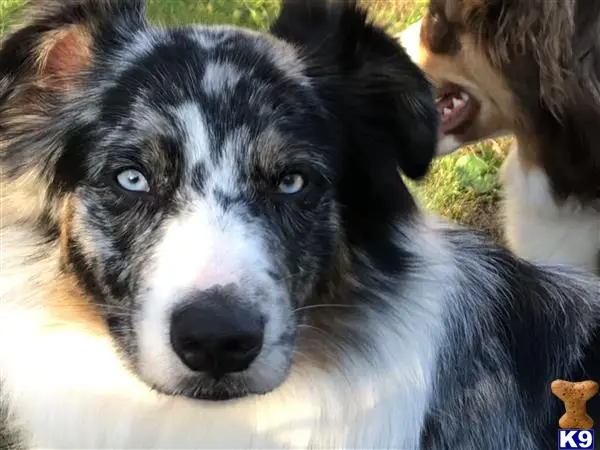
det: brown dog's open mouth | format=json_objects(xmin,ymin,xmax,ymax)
[{"xmin": 437, "ymin": 84, "xmax": 480, "ymax": 135}]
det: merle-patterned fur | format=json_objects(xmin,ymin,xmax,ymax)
[
  {"xmin": 421, "ymin": 228, "xmax": 600, "ymax": 448},
  {"xmin": 0, "ymin": 0, "xmax": 599, "ymax": 448}
]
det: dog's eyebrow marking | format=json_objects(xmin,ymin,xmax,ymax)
[
  {"xmin": 130, "ymin": 97, "xmax": 175, "ymax": 134},
  {"xmin": 202, "ymin": 61, "xmax": 242, "ymax": 96}
]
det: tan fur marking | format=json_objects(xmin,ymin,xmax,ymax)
[
  {"xmin": 36, "ymin": 25, "xmax": 93, "ymax": 89},
  {"xmin": 59, "ymin": 195, "xmax": 75, "ymax": 267},
  {"xmin": 44, "ymin": 274, "xmax": 107, "ymax": 336},
  {"xmin": 50, "ymin": 195, "xmax": 106, "ymax": 335}
]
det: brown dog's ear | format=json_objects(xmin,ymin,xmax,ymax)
[
  {"xmin": 271, "ymin": 0, "xmax": 438, "ymax": 181},
  {"xmin": 0, "ymin": 0, "xmax": 146, "ymax": 93}
]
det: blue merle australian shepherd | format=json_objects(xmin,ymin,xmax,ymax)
[{"xmin": 0, "ymin": 0, "xmax": 599, "ymax": 448}]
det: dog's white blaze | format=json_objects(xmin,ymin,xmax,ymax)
[
  {"xmin": 211, "ymin": 126, "xmax": 251, "ymax": 196},
  {"xmin": 501, "ymin": 147, "xmax": 600, "ymax": 272},
  {"xmin": 151, "ymin": 201, "xmax": 263, "ymax": 295},
  {"xmin": 174, "ymin": 102, "xmax": 213, "ymax": 167},
  {"xmin": 202, "ymin": 61, "xmax": 242, "ymax": 95},
  {"xmin": 175, "ymin": 103, "xmax": 250, "ymax": 197},
  {"xmin": 137, "ymin": 197, "xmax": 271, "ymax": 380}
]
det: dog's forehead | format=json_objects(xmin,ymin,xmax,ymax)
[
  {"xmin": 96, "ymin": 25, "xmax": 327, "ymax": 193},
  {"xmin": 100, "ymin": 24, "xmax": 310, "ymax": 123}
]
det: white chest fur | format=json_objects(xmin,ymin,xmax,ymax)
[{"xmin": 501, "ymin": 146, "xmax": 600, "ymax": 274}]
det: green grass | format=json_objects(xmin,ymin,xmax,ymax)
[
  {"xmin": 0, "ymin": 0, "xmax": 21, "ymax": 34},
  {"xmin": 0, "ymin": 0, "xmax": 512, "ymax": 240},
  {"xmin": 146, "ymin": 0, "xmax": 280, "ymax": 28},
  {"xmin": 408, "ymin": 138, "xmax": 511, "ymax": 242}
]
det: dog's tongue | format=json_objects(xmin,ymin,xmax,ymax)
[{"xmin": 438, "ymin": 91, "xmax": 473, "ymax": 135}]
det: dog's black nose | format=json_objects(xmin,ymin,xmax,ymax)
[{"xmin": 169, "ymin": 289, "xmax": 264, "ymax": 376}]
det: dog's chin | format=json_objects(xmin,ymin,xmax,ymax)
[
  {"xmin": 175, "ymin": 384, "xmax": 255, "ymax": 402},
  {"xmin": 149, "ymin": 374, "xmax": 274, "ymax": 402}
]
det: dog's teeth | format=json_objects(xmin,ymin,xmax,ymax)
[
  {"xmin": 443, "ymin": 107, "xmax": 452, "ymax": 116},
  {"xmin": 452, "ymin": 98, "xmax": 465, "ymax": 109},
  {"xmin": 460, "ymin": 92, "xmax": 469, "ymax": 101}
]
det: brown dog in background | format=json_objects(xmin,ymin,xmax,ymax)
[{"xmin": 400, "ymin": 0, "xmax": 600, "ymax": 274}]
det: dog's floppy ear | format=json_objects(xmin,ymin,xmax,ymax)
[
  {"xmin": 0, "ymin": 0, "xmax": 146, "ymax": 94},
  {"xmin": 271, "ymin": 0, "xmax": 438, "ymax": 181}
]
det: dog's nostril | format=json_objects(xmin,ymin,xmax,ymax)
[{"xmin": 169, "ymin": 290, "xmax": 264, "ymax": 376}]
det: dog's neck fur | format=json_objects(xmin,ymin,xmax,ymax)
[
  {"xmin": 500, "ymin": 137, "xmax": 600, "ymax": 274},
  {"xmin": 0, "ymin": 212, "xmax": 450, "ymax": 449}
]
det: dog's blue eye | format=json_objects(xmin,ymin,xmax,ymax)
[
  {"xmin": 116, "ymin": 169, "xmax": 150, "ymax": 193},
  {"xmin": 277, "ymin": 173, "xmax": 305, "ymax": 195}
]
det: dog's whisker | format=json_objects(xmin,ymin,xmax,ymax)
[
  {"xmin": 292, "ymin": 303, "xmax": 359, "ymax": 314},
  {"xmin": 296, "ymin": 323, "xmax": 335, "ymax": 340}
]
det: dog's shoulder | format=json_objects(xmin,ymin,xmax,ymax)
[{"xmin": 420, "ymin": 226, "xmax": 600, "ymax": 449}]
